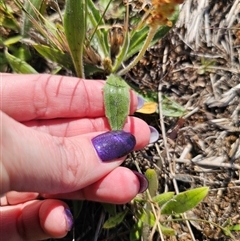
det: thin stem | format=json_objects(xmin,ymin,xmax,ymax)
[
  {"xmin": 117, "ymin": 24, "xmax": 158, "ymax": 76},
  {"xmin": 88, "ymin": 0, "xmax": 113, "ymax": 46}
]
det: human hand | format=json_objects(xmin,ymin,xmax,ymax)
[{"xmin": 0, "ymin": 73, "xmax": 158, "ymax": 240}]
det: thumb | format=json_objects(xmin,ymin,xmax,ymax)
[{"xmin": 1, "ymin": 112, "xmax": 140, "ymax": 194}]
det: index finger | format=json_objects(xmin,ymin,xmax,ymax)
[{"xmin": 1, "ymin": 74, "xmax": 138, "ymax": 121}]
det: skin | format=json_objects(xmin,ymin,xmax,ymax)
[{"xmin": 0, "ymin": 74, "xmax": 150, "ymax": 241}]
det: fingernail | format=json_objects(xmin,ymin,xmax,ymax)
[
  {"xmin": 132, "ymin": 171, "xmax": 148, "ymax": 193},
  {"xmin": 64, "ymin": 208, "xmax": 73, "ymax": 231},
  {"xmin": 149, "ymin": 126, "xmax": 159, "ymax": 143},
  {"xmin": 137, "ymin": 96, "xmax": 145, "ymax": 110},
  {"xmin": 92, "ymin": 131, "xmax": 136, "ymax": 162}
]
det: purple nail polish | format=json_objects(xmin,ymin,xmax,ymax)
[
  {"xmin": 64, "ymin": 208, "xmax": 73, "ymax": 231},
  {"xmin": 92, "ymin": 131, "xmax": 136, "ymax": 162},
  {"xmin": 132, "ymin": 171, "xmax": 149, "ymax": 193}
]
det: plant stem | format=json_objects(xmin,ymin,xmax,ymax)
[{"xmin": 117, "ymin": 24, "xmax": 158, "ymax": 76}]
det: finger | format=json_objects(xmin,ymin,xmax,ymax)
[
  {"xmin": 4, "ymin": 191, "xmax": 39, "ymax": 205},
  {"xmin": 1, "ymin": 199, "xmax": 73, "ymax": 241},
  {"xmin": 42, "ymin": 167, "xmax": 146, "ymax": 204},
  {"xmin": 1, "ymin": 73, "xmax": 138, "ymax": 121},
  {"xmin": 2, "ymin": 112, "xmax": 150, "ymax": 194},
  {"xmin": 23, "ymin": 116, "xmax": 149, "ymax": 148}
]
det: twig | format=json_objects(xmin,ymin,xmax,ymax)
[{"xmin": 175, "ymin": 158, "xmax": 240, "ymax": 170}]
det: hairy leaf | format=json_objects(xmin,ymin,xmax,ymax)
[{"xmin": 103, "ymin": 74, "xmax": 130, "ymax": 130}]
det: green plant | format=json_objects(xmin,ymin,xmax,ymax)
[
  {"xmin": 1, "ymin": 0, "xmax": 186, "ymax": 118},
  {"xmin": 103, "ymin": 169, "xmax": 238, "ymax": 240}
]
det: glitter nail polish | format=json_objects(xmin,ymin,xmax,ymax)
[{"xmin": 92, "ymin": 131, "xmax": 136, "ymax": 162}]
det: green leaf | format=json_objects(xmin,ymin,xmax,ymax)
[
  {"xmin": 145, "ymin": 169, "xmax": 158, "ymax": 197},
  {"xmin": 160, "ymin": 224, "xmax": 176, "ymax": 236},
  {"xmin": 161, "ymin": 187, "xmax": 209, "ymax": 215},
  {"xmin": 64, "ymin": 0, "xmax": 86, "ymax": 78},
  {"xmin": 127, "ymin": 26, "xmax": 149, "ymax": 60},
  {"xmin": 103, "ymin": 74, "xmax": 130, "ymax": 130},
  {"xmin": 228, "ymin": 224, "xmax": 240, "ymax": 231},
  {"xmin": 139, "ymin": 210, "xmax": 155, "ymax": 227},
  {"xmin": 130, "ymin": 220, "xmax": 143, "ymax": 241},
  {"xmin": 0, "ymin": 2, "xmax": 20, "ymax": 31},
  {"xmin": 33, "ymin": 44, "xmax": 74, "ymax": 70},
  {"xmin": 3, "ymin": 35, "xmax": 22, "ymax": 46},
  {"xmin": 152, "ymin": 192, "xmax": 175, "ymax": 207},
  {"xmin": 14, "ymin": 45, "xmax": 32, "ymax": 62},
  {"xmin": 162, "ymin": 95, "xmax": 186, "ymax": 117},
  {"xmin": 103, "ymin": 210, "xmax": 128, "ymax": 229},
  {"xmin": 5, "ymin": 49, "xmax": 38, "ymax": 73},
  {"xmin": 222, "ymin": 228, "xmax": 233, "ymax": 237}
]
